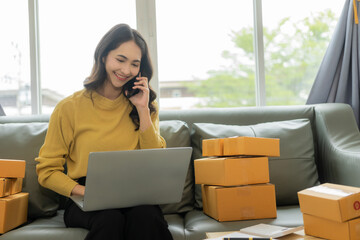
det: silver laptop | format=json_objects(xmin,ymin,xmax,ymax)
[{"xmin": 71, "ymin": 147, "xmax": 192, "ymax": 211}]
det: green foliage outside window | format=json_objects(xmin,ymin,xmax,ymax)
[{"xmin": 185, "ymin": 10, "xmax": 337, "ymax": 107}]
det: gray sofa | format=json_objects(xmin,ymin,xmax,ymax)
[{"xmin": 1, "ymin": 103, "xmax": 360, "ymax": 240}]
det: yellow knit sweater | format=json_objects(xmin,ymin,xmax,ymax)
[{"xmin": 35, "ymin": 89, "xmax": 166, "ymax": 197}]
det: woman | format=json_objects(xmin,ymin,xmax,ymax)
[{"xmin": 35, "ymin": 23, "xmax": 173, "ymax": 240}]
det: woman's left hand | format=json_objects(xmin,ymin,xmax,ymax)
[{"xmin": 128, "ymin": 74, "xmax": 150, "ymax": 110}]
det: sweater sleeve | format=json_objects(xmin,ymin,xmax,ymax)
[
  {"xmin": 139, "ymin": 101, "xmax": 166, "ymax": 149},
  {"xmin": 35, "ymin": 100, "xmax": 78, "ymax": 197}
]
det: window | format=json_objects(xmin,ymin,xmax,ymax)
[
  {"xmin": 38, "ymin": 0, "xmax": 136, "ymax": 114},
  {"xmin": 262, "ymin": 0, "xmax": 344, "ymax": 105},
  {"xmin": 157, "ymin": 0, "xmax": 343, "ymax": 109},
  {"xmin": 0, "ymin": 0, "xmax": 31, "ymax": 115},
  {"xmin": 0, "ymin": 1, "xmax": 346, "ymax": 115},
  {"xmin": 156, "ymin": 0, "xmax": 254, "ymax": 109}
]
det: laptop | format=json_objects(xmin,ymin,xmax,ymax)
[{"xmin": 71, "ymin": 147, "xmax": 192, "ymax": 211}]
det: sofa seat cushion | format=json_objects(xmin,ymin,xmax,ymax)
[
  {"xmin": 165, "ymin": 214, "xmax": 187, "ymax": 240},
  {"xmin": 183, "ymin": 206, "xmax": 303, "ymax": 240},
  {"xmin": 0, "ymin": 210, "xmax": 186, "ymax": 240},
  {"xmin": 0, "ymin": 211, "xmax": 87, "ymax": 240},
  {"xmin": 192, "ymin": 119, "xmax": 319, "ymax": 208}
]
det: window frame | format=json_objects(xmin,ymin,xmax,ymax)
[{"xmin": 28, "ymin": 0, "xmax": 41, "ymax": 114}]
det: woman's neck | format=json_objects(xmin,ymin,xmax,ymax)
[{"xmin": 96, "ymin": 80, "xmax": 122, "ymax": 100}]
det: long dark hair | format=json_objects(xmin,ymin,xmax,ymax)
[{"xmin": 84, "ymin": 23, "xmax": 157, "ymax": 130}]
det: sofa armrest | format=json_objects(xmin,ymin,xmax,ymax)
[{"xmin": 314, "ymin": 103, "xmax": 360, "ymax": 186}]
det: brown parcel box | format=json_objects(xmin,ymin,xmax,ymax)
[
  {"xmin": 194, "ymin": 157, "xmax": 269, "ymax": 186},
  {"xmin": 0, "ymin": 159, "xmax": 26, "ymax": 178},
  {"xmin": 202, "ymin": 138, "xmax": 224, "ymax": 157},
  {"xmin": 202, "ymin": 183, "xmax": 277, "ymax": 222},
  {"xmin": 202, "ymin": 137, "xmax": 280, "ymax": 157},
  {"xmin": 0, "ymin": 178, "xmax": 11, "ymax": 198},
  {"xmin": 9, "ymin": 178, "xmax": 23, "ymax": 195},
  {"xmin": 303, "ymin": 213, "xmax": 360, "ymax": 240},
  {"xmin": 298, "ymin": 183, "xmax": 360, "ymax": 222},
  {"xmin": 0, "ymin": 192, "xmax": 29, "ymax": 234},
  {"xmin": 223, "ymin": 137, "xmax": 280, "ymax": 157},
  {"xmin": 0, "ymin": 178, "xmax": 23, "ymax": 197}
]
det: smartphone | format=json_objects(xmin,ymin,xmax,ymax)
[{"xmin": 123, "ymin": 73, "xmax": 140, "ymax": 98}]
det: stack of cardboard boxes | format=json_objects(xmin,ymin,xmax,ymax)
[
  {"xmin": 298, "ymin": 183, "xmax": 360, "ymax": 240},
  {"xmin": 0, "ymin": 159, "xmax": 29, "ymax": 234},
  {"xmin": 194, "ymin": 136, "xmax": 280, "ymax": 222}
]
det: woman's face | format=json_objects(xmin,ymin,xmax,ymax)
[{"xmin": 104, "ymin": 40, "xmax": 142, "ymax": 90}]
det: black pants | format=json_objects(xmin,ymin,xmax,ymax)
[{"xmin": 64, "ymin": 178, "xmax": 173, "ymax": 240}]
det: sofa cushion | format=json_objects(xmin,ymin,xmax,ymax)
[
  {"xmin": 192, "ymin": 119, "xmax": 319, "ymax": 208},
  {"xmin": 0, "ymin": 210, "xmax": 186, "ymax": 240},
  {"xmin": 159, "ymin": 120, "xmax": 194, "ymax": 214},
  {"xmin": 0, "ymin": 122, "xmax": 59, "ymax": 219}
]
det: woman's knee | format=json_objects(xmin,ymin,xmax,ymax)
[
  {"xmin": 125, "ymin": 205, "xmax": 166, "ymax": 226},
  {"xmin": 126, "ymin": 205, "xmax": 163, "ymax": 220},
  {"xmin": 89, "ymin": 209, "xmax": 125, "ymax": 228}
]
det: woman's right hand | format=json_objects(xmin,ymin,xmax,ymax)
[{"xmin": 71, "ymin": 184, "xmax": 85, "ymax": 196}]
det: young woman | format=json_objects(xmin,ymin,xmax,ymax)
[{"xmin": 35, "ymin": 23, "xmax": 173, "ymax": 240}]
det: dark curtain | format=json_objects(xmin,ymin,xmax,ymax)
[
  {"xmin": 0, "ymin": 104, "xmax": 5, "ymax": 116},
  {"xmin": 306, "ymin": 0, "xmax": 360, "ymax": 126}
]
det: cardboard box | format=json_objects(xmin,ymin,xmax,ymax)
[
  {"xmin": 202, "ymin": 183, "xmax": 277, "ymax": 221},
  {"xmin": 0, "ymin": 192, "xmax": 29, "ymax": 234},
  {"xmin": 298, "ymin": 183, "xmax": 360, "ymax": 222},
  {"xmin": 303, "ymin": 213, "xmax": 360, "ymax": 240},
  {"xmin": 202, "ymin": 138, "xmax": 224, "ymax": 157},
  {"xmin": 202, "ymin": 137, "xmax": 280, "ymax": 157},
  {"xmin": 0, "ymin": 178, "xmax": 11, "ymax": 198},
  {"xmin": 194, "ymin": 157, "xmax": 269, "ymax": 186},
  {"xmin": 10, "ymin": 178, "xmax": 23, "ymax": 195},
  {"xmin": 223, "ymin": 136, "xmax": 280, "ymax": 157},
  {"xmin": 0, "ymin": 178, "xmax": 23, "ymax": 197},
  {"xmin": 0, "ymin": 159, "xmax": 26, "ymax": 178}
]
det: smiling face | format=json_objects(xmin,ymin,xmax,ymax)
[{"xmin": 102, "ymin": 40, "xmax": 142, "ymax": 98}]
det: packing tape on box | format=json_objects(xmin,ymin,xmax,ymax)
[{"xmin": 308, "ymin": 185, "xmax": 353, "ymax": 197}]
